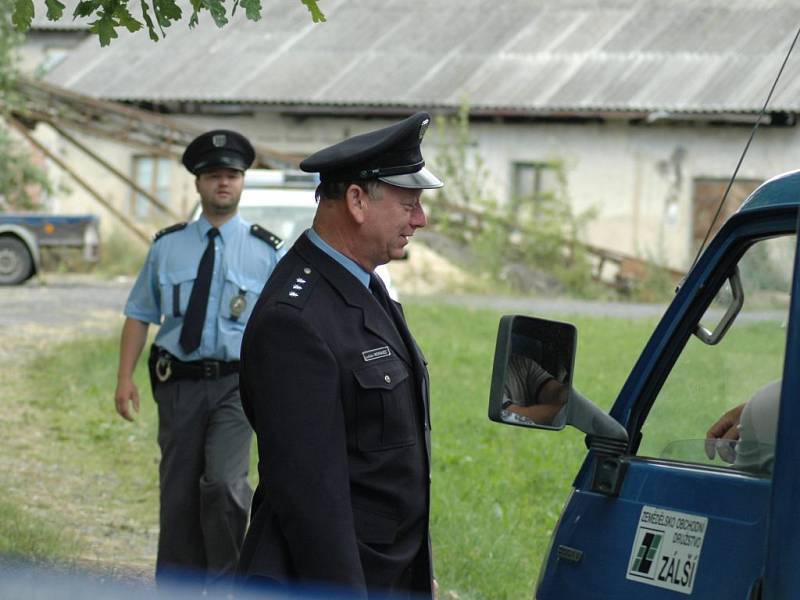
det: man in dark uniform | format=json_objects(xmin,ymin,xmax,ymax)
[
  {"xmin": 237, "ymin": 112, "xmax": 443, "ymax": 598},
  {"xmin": 114, "ymin": 130, "xmax": 284, "ymax": 583}
]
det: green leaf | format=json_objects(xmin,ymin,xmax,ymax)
[
  {"xmin": 201, "ymin": 0, "xmax": 228, "ymax": 28},
  {"xmin": 188, "ymin": 0, "xmax": 201, "ymax": 28},
  {"xmin": 89, "ymin": 8, "xmax": 119, "ymax": 46},
  {"xmin": 154, "ymin": 0, "xmax": 181, "ymax": 21},
  {"xmin": 12, "ymin": 0, "xmax": 35, "ymax": 32},
  {"xmin": 113, "ymin": 3, "xmax": 143, "ymax": 33},
  {"xmin": 301, "ymin": 0, "xmax": 326, "ymax": 23},
  {"xmin": 44, "ymin": 0, "xmax": 66, "ymax": 20},
  {"xmin": 149, "ymin": 0, "xmax": 167, "ymax": 35},
  {"xmin": 239, "ymin": 0, "xmax": 261, "ymax": 21},
  {"xmin": 74, "ymin": 1, "xmax": 101, "ymax": 18},
  {"xmin": 139, "ymin": 0, "xmax": 160, "ymax": 40}
]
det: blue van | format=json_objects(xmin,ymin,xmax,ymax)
[{"xmin": 489, "ymin": 169, "xmax": 800, "ymax": 599}]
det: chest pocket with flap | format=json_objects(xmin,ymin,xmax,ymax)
[{"xmin": 353, "ymin": 359, "xmax": 416, "ymax": 452}]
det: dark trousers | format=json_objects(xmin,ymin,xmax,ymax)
[{"xmin": 152, "ymin": 372, "xmax": 253, "ymax": 583}]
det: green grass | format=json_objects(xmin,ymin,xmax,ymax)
[
  {"xmin": 405, "ymin": 304, "xmax": 655, "ymax": 599},
  {"xmin": 0, "ymin": 302, "xmax": 779, "ymax": 598},
  {"xmin": 0, "ymin": 494, "xmax": 79, "ymax": 561}
]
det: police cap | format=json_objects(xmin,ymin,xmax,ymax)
[
  {"xmin": 182, "ymin": 130, "xmax": 255, "ymax": 175},
  {"xmin": 299, "ymin": 112, "xmax": 443, "ymax": 189}
]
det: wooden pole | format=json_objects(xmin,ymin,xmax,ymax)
[
  {"xmin": 50, "ymin": 123, "xmax": 182, "ymax": 222},
  {"xmin": 8, "ymin": 117, "xmax": 151, "ymax": 245}
]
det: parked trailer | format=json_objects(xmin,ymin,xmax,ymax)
[{"xmin": 0, "ymin": 214, "xmax": 99, "ymax": 285}]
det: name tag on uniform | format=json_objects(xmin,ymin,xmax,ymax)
[{"xmin": 362, "ymin": 346, "xmax": 391, "ymax": 362}]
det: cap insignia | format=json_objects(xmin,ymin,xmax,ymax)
[
  {"xmin": 212, "ymin": 134, "xmax": 227, "ymax": 148},
  {"xmin": 419, "ymin": 118, "xmax": 430, "ymax": 141}
]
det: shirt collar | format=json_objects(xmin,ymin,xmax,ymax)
[
  {"xmin": 196, "ymin": 213, "xmax": 242, "ymax": 242},
  {"xmin": 306, "ymin": 228, "xmax": 371, "ymax": 289}
]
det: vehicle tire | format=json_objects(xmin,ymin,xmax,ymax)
[{"xmin": 0, "ymin": 236, "xmax": 33, "ymax": 285}]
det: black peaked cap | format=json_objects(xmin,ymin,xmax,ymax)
[
  {"xmin": 299, "ymin": 112, "xmax": 434, "ymax": 183},
  {"xmin": 182, "ymin": 129, "xmax": 255, "ymax": 175}
]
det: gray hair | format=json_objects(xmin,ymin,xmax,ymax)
[{"xmin": 316, "ymin": 179, "xmax": 383, "ymax": 202}]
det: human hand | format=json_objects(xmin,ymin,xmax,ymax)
[
  {"xmin": 704, "ymin": 403, "xmax": 745, "ymax": 462},
  {"xmin": 114, "ymin": 377, "xmax": 141, "ymax": 422}
]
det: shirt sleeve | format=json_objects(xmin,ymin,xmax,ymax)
[
  {"xmin": 123, "ymin": 244, "xmax": 162, "ymax": 324},
  {"xmin": 504, "ymin": 354, "xmax": 555, "ymax": 407}
]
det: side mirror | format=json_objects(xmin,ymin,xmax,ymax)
[
  {"xmin": 487, "ymin": 315, "xmax": 576, "ymax": 430},
  {"xmin": 488, "ymin": 315, "xmax": 628, "ymax": 443}
]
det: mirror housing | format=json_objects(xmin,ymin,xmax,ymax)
[
  {"xmin": 488, "ymin": 315, "xmax": 628, "ymax": 443},
  {"xmin": 488, "ymin": 315, "xmax": 576, "ymax": 430}
]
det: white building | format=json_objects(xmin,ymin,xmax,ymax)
[{"xmin": 22, "ymin": 0, "xmax": 800, "ymax": 270}]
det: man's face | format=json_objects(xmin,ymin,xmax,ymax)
[
  {"xmin": 361, "ymin": 182, "xmax": 427, "ymax": 268},
  {"xmin": 196, "ymin": 168, "xmax": 245, "ymax": 216}
]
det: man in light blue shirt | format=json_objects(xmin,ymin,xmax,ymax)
[{"xmin": 114, "ymin": 130, "xmax": 284, "ymax": 584}]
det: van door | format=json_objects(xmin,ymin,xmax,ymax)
[
  {"xmin": 536, "ymin": 211, "xmax": 795, "ymax": 599},
  {"xmin": 761, "ymin": 216, "xmax": 800, "ymax": 600}
]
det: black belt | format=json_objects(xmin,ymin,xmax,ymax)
[{"xmin": 148, "ymin": 345, "xmax": 240, "ymax": 383}]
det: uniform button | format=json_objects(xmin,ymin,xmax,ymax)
[
  {"xmin": 303, "ymin": 267, "xmax": 311, "ymax": 275},
  {"xmin": 384, "ymin": 374, "xmax": 391, "ymax": 383}
]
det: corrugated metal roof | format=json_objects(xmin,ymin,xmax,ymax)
[{"xmin": 43, "ymin": 0, "xmax": 800, "ymax": 114}]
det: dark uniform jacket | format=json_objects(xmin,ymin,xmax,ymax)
[{"xmin": 237, "ymin": 233, "xmax": 432, "ymax": 597}]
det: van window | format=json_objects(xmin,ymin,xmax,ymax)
[{"xmin": 637, "ymin": 234, "xmax": 795, "ymax": 476}]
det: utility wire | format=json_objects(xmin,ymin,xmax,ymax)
[{"xmin": 689, "ymin": 23, "xmax": 800, "ymax": 272}]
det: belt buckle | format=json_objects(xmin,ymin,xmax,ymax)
[
  {"xmin": 202, "ymin": 361, "xmax": 220, "ymax": 379},
  {"xmin": 155, "ymin": 356, "xmax": 172, "ymax": 382}
]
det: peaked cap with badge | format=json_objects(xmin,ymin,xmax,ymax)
[
  {"xmin": 182, "ymin": 129, "xmax": 255, "ymax": 175},
  {"xmin": 300, "ymin": 112, "xmax": 443, "ymax": 190}
]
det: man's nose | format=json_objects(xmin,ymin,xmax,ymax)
[{"xmin": 411, "ymin": 203, "xmax": 427, "ymax": 228}]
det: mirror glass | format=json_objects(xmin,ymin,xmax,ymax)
[{"xmin": 488, "ymin": 315, "xmax": 577, "ymax": 430}]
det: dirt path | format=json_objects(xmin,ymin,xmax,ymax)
[{"xmin": 0, "ymin": 274, "xmax": 156, "ymax": 582}]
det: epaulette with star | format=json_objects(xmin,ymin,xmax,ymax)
[
  {"xmin": 278, "ymin": 266, "xmax": 319, "ymax": 308},
  {"xmin": 250, "ymin": 224, "xmax": 284, "ymax": 250},
  {"xmin": 153, "ymin": 222, "xmax": 187, "ymax": 242}
]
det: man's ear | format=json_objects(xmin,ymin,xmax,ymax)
[
  {"xmin": 194, "ymin": 176, "xmax": 201, "ymax": 194},
  {"xmin": 345, "ymin": 183, "xmax": 368, "ymax": 225}
]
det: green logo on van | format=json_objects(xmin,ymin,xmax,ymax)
[{"xmin": 632, "ymin": 531, "xmax": 663, "ymax": 575}]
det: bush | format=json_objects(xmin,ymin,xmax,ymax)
[
  {"xmin": 428, "ymin": 104, "xmax": 598, "ymax": 296},
  {"xmin": 95, "ymin": 229, "xmax": 148, "ymax": 278}
]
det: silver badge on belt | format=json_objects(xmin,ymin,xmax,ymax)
[{"xmin": 155, "ymin": 356, "xmax": 172, "ymax": 382}]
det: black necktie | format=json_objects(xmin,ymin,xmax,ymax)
[
  {"xmin": 369, "ymin": 273, "xmax": 394, "ymax": 317},
  {"xmin": 370, "ymin": 273, "xmax": 412, "ymax": 347},
  {"xmin": 180, "ymin": 227, "xmax": 219, "ymax": 353}
]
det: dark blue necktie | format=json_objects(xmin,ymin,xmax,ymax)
[
  {"xmin": 369, "ymin": 273, "xmax": 393, "ymax": 316},
  {"xmin": 179, "ymin": 227, "xmax": 219, "ymax": 353}
]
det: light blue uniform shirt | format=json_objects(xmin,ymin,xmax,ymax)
[
  {"xmin": 125, "ymin": 214, "xmax": 285, "ymax": 361},
  {"xmin": 306, "ymin": 227, "xmax": 371, "ymax": 289}
]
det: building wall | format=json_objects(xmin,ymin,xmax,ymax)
[
  {"xmin": 179, "ymin": 112, "xmax": 800, "ymax": 269},
  {"xmin": 30, "ymin": 110, "xmax": 800, "ymax": 270}
]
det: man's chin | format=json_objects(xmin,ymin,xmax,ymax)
[{"xmin": 209, "ymin": 204, "xmax": 238, "ymax": 215}]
